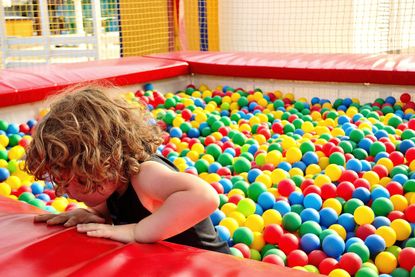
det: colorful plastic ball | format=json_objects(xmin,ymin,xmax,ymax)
[
  {"xmin": 390, "ymin": 268, "xmax": 409, "ymax": 277},
  {"xmin": 352, "ymin": 187, "xmax": 371, "ymax": 204},
  {"xmin": 263, "ymin": 224, "xmax": 283, "ymax": 244},
  {"xmin": 300, "ymin": 208, "xmax": 320, "ymax": 223},
  {"xmin": 375, "ymin": 226, "xmax": 397, "ymax": 247},
  {"xmin": 287, "ymin": 249, "xmax": 308, "ymax": 267},
  {"xmin": 0, "ymin": 168, "xmax": 10, "ymax": 182},
  {"xmin": 210, "ymin": 210, "xmax": 226, "ymax": 225},
  {"xmin": 303, "ymin": 193, "xmax": 322, "ymax": 210},
  {"xmin": 262, "ymin": 254, "xmax": 285, "ymax": 266},
  {"xmin": 354, "ymin": 206, "xmax": 375, "ymax": 225},
  {"xmin": 232, "ymin": 227, "xmax": 254, "ymax": 246},
  {"xmin": 300, "ymin": 233, "xmax": 321, "ymax": 253},
  {"xmin": 398, "ymin": 248, "xmax": 415, "ymax": 271},
  {"xmin": 320, "ymin": 208, "xmax": 339, "ymax": 227},
  {"xmin": 338, "ymin": 252, "xmax": 362, "ymax": 275},
  {"xmin": 337, "ymin": 181, "xmax": 355, "ymax": 201},
  {"xmin": 257, "ymin": 192, "xmax": 275, "ymax": 210},
  {"xmin": 308, "ymin": 250, "xmax": 327, "ymax": 267},
  {"xmin": 282, "ymin": 212, "xmax": 302, "ymax": 232},
  {"xmin": 355, "ymin": 267, "xmax": 378, "ymax": 277},
  {"xmin": 215, "ymin": 225, "xmax": 231, "ymax": 242},
  {"xmin": 234, "ymin": 157, "xmax": 251, "ymax": 174},
  {"xmin": 247, "ymin": 182, "xmax": 267, "ymax": 202},
  {"xmin": 390, "ymin": 219, "xmax": 412, "ymax": 241},
  {"xmin": 338, "ymin": 213, "xmax": 356, "ymax": 232},
  {"xmin": 262, "ymin": 209, "xmax": 282, "ymax": 226},
  {"xmin": 319, "ymin": 258, "xmax": 339, "ymax": 275},
  {"xmin": 347, "ymin": 242, "xmax": 370, "ymax": 263},
  {"xmin": 18, "ymin": 191, "xmax": 35, "ymax": 203},
  {"xmin": 302, "ymin": 152, "xmax": 319, "ymax": 166},
  {"xmin": 329, "ymin": 268, "xmax": 351, "ymax": 277},
  {"xmin": 365, "ymin": 234, "xmax": 386, "ymax": 255},
  {"xmin": 279, "ymin": 233, "xmax": 300, "ymax": 254},
  {"xmin": 322, "ymin": 234, "xmax": 345, "ymax": 258},
  {"xmin": 299, "ymin": 221, "xmax": 323, "ymax": 237},
  {"xmin": 229, "ymin": 247, "xmax": 244, "ymax": 258},
  {"xmin": 236, "ymin": 198, "xmax": 256, "ymax": 217},
  {"xmin": 373, "ymin": 216, "xmax": 391, "ymax": 229},
  {"xmin": 233, "ymin": 243, "xmax": 251, "ymax": 259},
  {"xmin": 372, "ymin": 197, "xmax": 394, "ymax": 216},
  {"xmin": 286, "ymin": 147, "xmax": 302, "ymax": 164},
  {"xmin": 326, "ymin": 164, "xmax": 343, "ymax": 181},
  {"xmin": 273, "ymin": 200, "xmax": 291, "ymax": 217},
  {"xmin": 346, "ymin": 159, "xmax": 362, "ymax": 172},
  {"xmin": 277, "ymin": 179, "xmax": 297, "ymax": 197},
  {"xmin": 376, "ymin": 251, "xmax": 397, "ymax": 274}
]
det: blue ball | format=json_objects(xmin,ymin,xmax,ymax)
[
  {"xmin": 273, "ymin": 201, "xmax": 291, "ymax": 216},
  {"xmin": 338, "ymin": 116, "xmax": 350, "ymax": 125},
  {"xmin": 352, "ymin": 187, "xmax": 371, "ymax": 204},
  {"xmin": 215, "ymin": 225, "xmax": 231, "ymax": 242},
  {"xmin": 301, "ymin": 233, "xmax": 321, "ymax": 253},
  {"xmin": 400, "ymin": 140, "xmax": 415, "ymax": 154},
  {"xmin": 338, "ymin": 213, "xmax": 356, "ymax": 232},
  {"xmin": 375, "ymin": 130, "xmax": 389, "ymax": 140},
  {"xmin": 302, "ymin": 152, "xmax": 319, "ymax": 166},
  {"xmin": 187, "ymin": 128, "xmax": 200, "ymax": 138},
  {"xmin": 210, "ymin": 210, "xmax": 226, "ymax": 225},
  {"xmin": 374, "ymin": 152, "xmax": 389, "ymax": 162},
  {"xmin": 30, "ymin": 182, "xmax": 44, "ymax": 195},
  {"xmin": 6, "ymin": 123, "xmax": 19, "ymax": 134},
  {"xmin": 292, "ymin": 161, "xmax": 307, "ymax": 172},
  {"xmin": 372, "ymin": 216, "xmax": 391, "ymax": 228},
  {"xmin": 322, "ymin": 234, "xmax": 345, "ymax": 258},
  {"xmin": 36, "ymin": 193, "xmax": 51, "ymax": 202},
  {"xmin": 26, "ymin": 119, "xmax": 37, "ymax": 128},
  {"xmin": 288, "ymin": 191, "xmax": 304, "ymax": 205},
  {"xmin": 358, "ymin": 138, "xmax": 372, "ymax": 152},
  {"xmin": 319, "ymin": 208, "xmax": 338, "ymax": 227},
  {"xmin": 303, "ymin": 193, "xmax": 322, "ymax": 210},
  {"xmin": 208, "ymin": 162, "xmax": 221, "ymax": 173},
  {"xmin": 361, "ymin": 160, "xmax": 372, "ymax": 172},
  {"xmin": 392, "ymin": 173, "xmax": 408, "ymax": 185},
  {"xmin": 385, "ymin": 96, "xmax": 396, "ymax": 105},
  {"xmin": 247, "ymin": 169, "xmax": 262, "ymax": 183},
  {"xmin": 257, "ymin": 192, "xmax": 276, "ymax": 210},
  {"xmin": 365, "ymin": 234, "xmax": 386, "ymax": 255},
  {"xmin": 143, "ymin": 83, "xmax": 154, "ymax": 91},
  {"xmin": 255, "ymin": 203, "xmax": 264, "ymax": 215},
  {"xmin": 0, "ymin": 168, "xmax": 10, "ymax": 182},
  {"xmin": 277, "ymin": 161, "xmax": 292, "ymax": 171},
  {"xmin": 345, "ymin": 238, "xmax": 364, "ymax": 250},
  {"xmin": 300, "ymin": 208, "xmax": 320, "ymax": 223},
  {"xmin": 371, "ymin": 187, "xmax": 390, "ymax": 200},
  {"xmin": 219, "ymin": 179, "xmax": 232, "ymax": 193},
  {"xmin": 248, "ymin": 144, "xmax": 259, "ymax": 156},
  {"xmin": 346, "ymin": 159, "xmax": 362, "ymax": 172},
  {"xmin": 169, "ymin": 127, "xmax": 183, "ymax": 138},
  {"xmin": 224, "ymin": 148, "xmax": 236, "ymax": 157}
]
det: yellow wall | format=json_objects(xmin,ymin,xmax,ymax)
[{"xmin": 6, "ymin": 19, "xmax": 33, "ymax": 37}]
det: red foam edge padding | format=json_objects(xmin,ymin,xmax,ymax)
[
  {"xmin": 0, "ymin": 196, "xmax": 318, "ymax": 276},
  {"xmin": 0, "ymin": 57, "xmax": 189, "ymax": 108},
  {"xmin": 146, "ymin": 51, "xmax": 415, "ymax": 86}
]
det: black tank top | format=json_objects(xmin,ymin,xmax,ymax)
[{"xmin": 106, "ymin": 154, "xmax": 230, "ymax": 254}]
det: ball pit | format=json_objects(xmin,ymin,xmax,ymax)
[{"xmin": 2, "ymin": 83, "xmax": 415, "ymax": 276}]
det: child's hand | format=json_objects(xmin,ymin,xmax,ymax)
[
  {"xmin": 77, "ymin": 223, "xmax": 135, "ymax": 243},
  {"xmin": 34, "ymin": 208, "xmax": 106, "ymax": 227}
]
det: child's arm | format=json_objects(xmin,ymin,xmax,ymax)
[
  {"xmin": 34, "ymin": 202, "xmax": 109, "ymax": 227},
  {"xmin": 76, "ymin": 161, "xmax": 219, "ymax": 243}
]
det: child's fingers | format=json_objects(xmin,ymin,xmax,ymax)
[
  {"xmin": 86, "ymin": 229, "xmax": 111, "ymax": 238},
  {"xmin": 34, "ymin": 214, "xmax": 56, "ymax": 222},
  {"xmin": 77, "ymin": 223, "xmax": 103, "ymax": 232}
]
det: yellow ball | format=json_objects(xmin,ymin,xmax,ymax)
[
  {"xmin": 219, "ymin": 217, "xmax": 239, "ymax": 236},
  {"xmin": 329, "ymin": 224, "xmax": 347, "ymax": 240},
  {"xmin": 390, "ymin": 219, "xmax": 412, "ymax": 241},
  {"xmin": 265, "ymin": 150, "xmax": 282, "ymax": 166},
  {"xmin": 323, "ymin": 198, "xmax": 342, "ymax": 215},
  {"xmin": 306, "ymin": 164, "xmax": 321, "ymax": 175},
  {"xmin": 271, "ymin": 169, "xmax": 289, "ymax": 185},
  {"xmin": 262, "ymin": 209, "xmax": 282, "ymax": 226},
  {"xmin": 362, "ymin": 171, "xmax": 380, "ymax": 186},
  {"xmin": 250, "ymin": 231, "xmax": 265, "ymax": 251},
  {"xmin": 329, "ymin": 268, "xmax": 351, "ymax": 277},
  {"xmin": 6, "ymin": 176, "xmax": 21, "ymax": 190},
  {"xmin": 375, "ymin": 226, "xmax": 396, "ymax": 247},
  {"xmin": 229, "ymin": 211, "xmax": 246, "ymax": 226},
  {"xmin": 390, "ymin": 194, "xmax": 408, "ymax": 212},
  {"xmin": 186, "ymin": 150, "xmax": 199, "ymax": 162},
  {"xmin": 354, "ymin": 206, "xmax": 375, "ymax": 225},
  {"xmin": 375, "ymin": 251, "xmax": 397, "ymax": 274},
  {"xmin": 0, "ymin": 134, "xmax": 9, "ymax": 147},
  {"xmin": 286, "ymin": 147, "xmax": 302, "ymax": 164},
  {"xmin": 7, "ymin": 145, "xmax": 25, "ymax": 160},
  {"xmin": 289, "ymin": 167, "xmax": 304, "ymax": 178},
  {"xmin": 377, "ymin": 158, "xmax": 393, "ymax": 172},
  {"xmin": 255, "ymin": 174, "xmax": 272, "ymax": 189},
  {"xmin": 318, "ymin": 157, "xmax": 330, "ymax": 170},
  {"xmin": 191, "ymin": 143, "xmax": 205, "ymax": 154},
  {"xmin": 228, "ymin": 188, "xmax": 245, "ymax": 198},
  {"xmin": 244, "ymin": 214, "xmax": 265, "ymax": 232},
  {"xmin": 314, "ymin": 174, "xmax": 331, "ymax": 187},
  {"xmin": 51, "ymin": 199, "xmax": 68, "ymax": 212},
  {"xmin": 325, "ymin": 164, "xmax": 342, "ymax": 182},
  {"xmin": 0, "ymin": 182, "xmax": 11, "ymax": 196},
  {"xmin": 221, "ymin": 203, "xmax": 238, "ymax": 216}
]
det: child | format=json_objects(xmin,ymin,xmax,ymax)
[{"xmin": 25, "ymin": 87, "xmax": 230, "ymax": 254}]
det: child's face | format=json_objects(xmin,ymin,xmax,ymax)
[{"xmin": 64, "ymin": 179, "xmax": 118, "ymax": 207}]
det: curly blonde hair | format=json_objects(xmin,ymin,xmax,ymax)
[{"xmin": 25, "ymin": 86, "xmax": 163, "ymax": 195}]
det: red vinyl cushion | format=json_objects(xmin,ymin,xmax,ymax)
[
  {"xmin": 0, "ymin": 196, "xmax": 319, "ymax": 276},
  {"xmin": 0, "ymin": 57, "xmax": 189, "ymax": 108},
  {"xmin": 147, "ymin": 51, "xmax": 415, "ymax": 86}
]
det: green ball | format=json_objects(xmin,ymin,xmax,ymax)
[
  {"xmin": 237, "ymin": 97, "xmax": 249, "ymax": 107},
  {"xmin": 7, "ymin": 160, "xmax": 18, "ymax": 173},
  {"xmin": 355, "ymin": 267, "xmax": 378, "ymax": 277},
  {"xmin": 329, "ymin": 152, "xmax": 345, "ymax": 166},
  {"xmin": 291, "ymin": 204, "xmax": 305, "ymax": 215},
  {"xmin": 8, "ymin": 134, "xmax": 21, "ymax": 147},
  {"xmin": 247, "ymin": 182, "xmax": 267, "ymax": 202},
  {"xmin": 372, "ymin": 197, "xmax": 394, "ymax": 216},
  {"xmin": 391, "ymin": 166, "xmax": 409, "ymax": 177},
  {"xmin": 194, "ymin": 159, "xmax": 209, "ymax": 173},
  {"xmin": 180, "ymin": 122, "xmax": 192, "ymax": 133},
  {"xmin": 18, "ymin": 192, "xmax": 35, "ymax": 203},
  {"xmin": 299, "ymin": 221, "xmax": 322, "ymax": 237},
  {"xmin": 233, "ymin": 227, "xmax": 254, "ymax": 245},
  {"xmin": 282, "ymin": 212, "xmax": 302, "ymax": 232},
  {"xmin": 0, "ymin": 120, "xmax": 8, "ymax": 131},
  {"xmin": 388, "ymin": 116, "xmax": 403, "ymax": 128},
  {"xmin": 268, "ymin": 143, "xmax": 282, "ymax": 153},
  {"xmin": 164, "ymin": 97, "xmax": 177, "ymax": 108},
  {"xmin": 349, "ymin": 129, "xmax": 365, "ymax": 142},
  {"xmin": 29, "ymin": 198, "xmax": 46, "ymax": 209},
  {"xmin": 402, "ymin": 130, "xmax": 415, "ymax": 140},
  {"xmin": 234, "ymin": 157, "xmax": 251, "ymax": 174},
  {"xmin": 232, "ymin": 133, "xmax": 247, "ymax": 146},
  {"xmin": 343, "ymin": 199, "xmax": 364, "ymax": 214},
  {"xmin": 391, "ymin": 268, "xmax": 409, "ymax": 277},
  {"xmin": 163, "ymin": 111, "xmax": 176, "ymax": 125},
  {"xmin": 201, "ymin": 127, "xmax": 212, "ymax": 137},
  {"xmin": 352, "ymin": 148, "xmax": 368, "ymax": 160},
  {"xmin": 229, "ymin": 247, "xmax": 244, "ymax": 258},
  {"xmin": 273, "ymin": 100, "xmax": 284, "ymax": 109},
  {"xmin": 370, "ymin": 141, "xmax": 386, "ymax": 156},
  {"xmin": 405, "ymin": 238, "xmax": 415, "ymax": 248},
  {"xmin": 240, "ymin": 152, "xmax": 254, "ymax": 162},
  {"xmin": 219, "ymin": 194, "xmax": 228, "ymax": 208},
  {"xmin": 236, "ymin": 198, "xmax": 256, "ymax": 217},
  {"xmin": 217, "ymin": 153, "xmax": 233, "ymax": 166},
  {"xmin": 263, "ymin": 248, "xmax": 286, "ymax": 263},
  {"xmin": 338, "ymin": 141, "xmax": 354, "ymax": 153},
  {"xmin": 319, "ymin": 229, "xmax": 337, "ymax": 242},
  {"xmin": 347, "ymin": 242, "xmax": 370, "ymax": 263},
  {"xmin": 211, "ymin": 121, "xmax": 225, "ymax": 132},
  {"xmin": 233, "ymin": 181, "xmax": 249, "ymax": 195},
  {"xmin": 283, "ymin": 123, "xmax": 295, "ymax": 134},
  {"xmin": 300, "ymin": 141, "xmax": 315, "ymax": 154},
  {"xmin": 250, "ymin": 249, "xmax": 261, "ymax": 261},
  {"xmin": 261, "ymin": 244, "xmax": 277, "ymax": 257},
  {"xmin": 206, "ymin": 144, "xmax": 222, "ymax": 160},
  {"xmin": 0, "ymin": 150, "xmax": 8, "ymax": 161},
  {"xmin": 291, "ymin": 175, "xmax": 304, "ymax": 187},
  {"xmin": 387, "ymin": 245, "xmax": 402, "ymax": 258}
]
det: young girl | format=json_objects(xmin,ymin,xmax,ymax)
[{"xmin": 25, "ymin": 87, "xmax": 230, "ymax": 254}]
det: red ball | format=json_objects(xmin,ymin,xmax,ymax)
[
  {"xmin": 278, "ymin": 179, "xmax": 297, "ymax": 197},
  {"xmin": 355, "ymin": 224, "xmax": 376, "ymax": 240},
  {"xmin": 400, "ymin": 93, "xmax": 411, "ymax": 103},
  {"xmin": 278, "ymin": 233, "xmax": 300, "ymax": 254},
  {"xmin": 319, "ymin": 258, "xmax": 339, "ymax": 275},
  {"xmin": 372, "ymin": 165, "xmax": 388, "ymax": 179},
  {"xmin": 406, "ymin": 148, "xmax": 415, "ymax": 163},
  {"xmin": 65, "ymin": 202, "xmax": 78, "ymax": 212},
  {"xmin": 300, "ymin": 179, "xmax": 315, "ymax": 191},
  {"xmin": 388, "ymin": 210, "xmax": 405, "ymax": 221},
  {"xmin": 408, "ymin": 119, "xmax": 415, "ymax": 130},
  {"xmin": 262, "ymin": 254, "xmax": 285, "ymax": 266},
  {"xmin": 405, "ymin": 204, "xmax": 415, "ymax": 223},
  {"xmin": 398, "ymin": 248, "xmax": 415, "ymax": 271},
  {"xmin": 321, "ymin": 183, "xmax": 337, "ymax": 200},
  {"xmin": 338, "ymin": 252, "xmax": 362, "ymax": 275},
  {"xmin": 308, "ymin": 250, "xmax": 328, "ymax": 267},
  {"xmin": 389, "ymin": 151, "xmax": 405, "ymax": 166},
  {"xmin": 19, "ymin": 123, "xmax": 30, "ymax": 134},
  {"xmin": 353, "ymin": 178, "xmax": 371, "ymax": 190},
  {"xmin": 228, "ymin": 194, "xmax": 244, "ymax": 205},
  {"xmin": 303, "ymin": 185, "xmax": 322, "ymax": 196},
  {"xmin": 261, "ymin": 164, "xmax": 275, "ymax": 171},
  {"xmin": 16, "ymin": 186, "xmax": 31, "ymax": 196},
  {"xmin": 233, "ymin": 243, "xmax": 251, "ymax": 259},
  {"xmin": 217, "ymin": 167, "xmax": 232, "ymax": 177},
  {"xmin": 336, "ymin": 181, "xmax": 355, "ymax": 200},
  {"xmin": 263, "ymin": 224, "xmax": 284, "ymax": 244},
  {"xmin": 287, "ymin": 250, "xmax": 308, "ymax": 267},
  {"xmin": 338, "ymin": 170, "xmax": 359, "ymax": 183},
  {"xmin": 384, "ymin": 142, "xmax": 396, "ymax": 153},
  {"xmin": 322, "ymin": 142, "xmax": 336, "ymax": 156},
  {"xmin": 272, "ymin": 123, "xmax": 284, "ymax": 134},
  {"xmin": 386, "ymin": 181, "xmax": 404, "ymax": 196},
  {"xmin": 210, "ymin": 182, "xmax": 224, "ymax": 194}
]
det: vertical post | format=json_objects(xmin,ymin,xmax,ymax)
[
  {"xmin": 0, "ymin": 0, "xmax": 8, "ymax": 68},
  {"xmin": 74, "ymin": 0, "xmax": 85, "ymax": 35},
  {"xmin": 91, "ymin": 0, "xmax": 101, "ymax": 60},
  {"xmin": 38, "ymin": 0, "xmax": 51, "ymax": 63}
]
